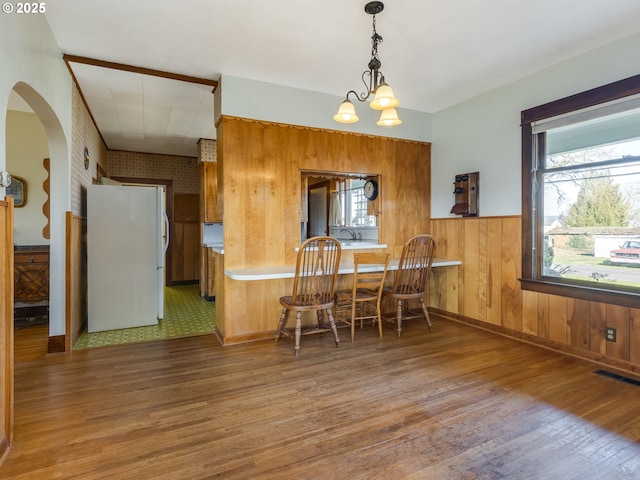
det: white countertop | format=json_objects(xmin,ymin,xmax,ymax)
[
  {"xmin": 294, "ymin": 241, "xmax": 387, "ymax": 251},
  {"xmin": 205, "ymin": 240, "xmax": 386, "ymax": 256},
  {"xmin": 225, "ymin": 258, "xmax": 461, "ymax": 281}
]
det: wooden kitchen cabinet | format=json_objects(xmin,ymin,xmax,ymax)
[
  {"xmin": 200, "ymin": 161, "xmax": 222, "ymax": 223},
  {"xmin": 14, "ymin": 246, "xmax": 49, "ymax": 303},
  {"xmin": 205, "ymin": 247, "xmax": 216, "ymax": 300},
  {"xmin": 200, "ymin": 247, "xmax": 223, "ymax": 301},
  {"xmin": 200, "ymin": 245, "xmax": 208, "ymax": 298},
  {"xmin": 206, "ymin": 248, "xmax": 216, "ymax": 300}
]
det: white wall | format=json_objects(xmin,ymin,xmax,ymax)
[
  {"xmin": 6, "ymin": 111, "xmax": 50, "ymax": 245},
  {"xmin": 1, "ymin": 13, "xmax": 73, "ymax": 336},
  {"xmin": 220, "ymin": 75, "xmax": 433, "ymax": 143},
  {"xmin": 431, "ymin": 30, "xmax": 640, "ymax": 218},
  {"xmin": 223, "ymin": 27, "xmax": 640, "ymax": 220}
]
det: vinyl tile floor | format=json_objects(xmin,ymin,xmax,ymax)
[{"xmin": 74, "ymin": 284, "xmax": 216, "ymax": 350}]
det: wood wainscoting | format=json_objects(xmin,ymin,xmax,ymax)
[
  {"xmin": 65, "ymin": 212, "xmax": 85, "ymax": 353},
  {"xmin": 0, "ymin": 197, "xmax": 14, "ymax": 462},
  {"xmin": 429, "ymin": 216, "xmax": 640, "ymax": 376}
]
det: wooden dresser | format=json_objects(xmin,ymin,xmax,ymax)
[{"xmin": 14, "ymin": 245, "xmax": 49, "ymax": 326}]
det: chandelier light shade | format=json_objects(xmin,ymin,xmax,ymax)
[
  {"xmin": 376, "ymin": 107, "xmax": 402, "ymax": 126},
  {"xmin": 333, "ymin": 1, "xmax": 402, "ymax": 127},
  {"xmin": 370, "ymin": 82, "xmax": 399, "ymax": 110},
  {"xmin": 333, "ymin": 99, "xmax": 360, "ymax": 123}
]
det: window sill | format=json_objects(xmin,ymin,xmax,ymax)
[{"xmin": 520, "ymin": 278, "xmax": 640, "ymax": 309}]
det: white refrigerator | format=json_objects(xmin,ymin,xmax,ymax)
[{"xmin": 87, "ymin": 184, "xmax": 169, "ymax": 333}]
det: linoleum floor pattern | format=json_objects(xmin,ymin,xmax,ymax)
[{"xmin": 74, "ymin": 284, "xmax": 216, "ymax": 350}]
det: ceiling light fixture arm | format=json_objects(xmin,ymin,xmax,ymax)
[
  {"xmin": 343, "ymin": 11, "xmax": 385, "ymax": 104},
  {"xmin": 333, "ymin": 1, "xmax": 401, "ymax": 126}
]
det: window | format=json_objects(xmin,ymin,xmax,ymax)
[
  {"xmin": 338, "ymin": 179, "xmax": 377, "ymax": 227},
  {"xmin": 301, "ymin": 171, "xmax": 379, "ymax": 242},
  {"xmin": 522, "ymin": 75, "xmax": 640, "ymax": 307}
]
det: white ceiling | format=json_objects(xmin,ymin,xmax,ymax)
[
  {"xmin": 69, "ymin": 63, "xmax": 216, "ymax": 156},
  {"xmin": 22, "ymin": 0, "xmax": 640, "ymax": 157}
]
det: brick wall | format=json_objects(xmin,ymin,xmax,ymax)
[{"xmin": 71, "ymin": 83, "xmax": 107, "ymax": 215}]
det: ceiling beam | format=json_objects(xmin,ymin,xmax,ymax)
[{"xmin": 63, "ymin": 54, "xmax": 219, "ymax": 90}]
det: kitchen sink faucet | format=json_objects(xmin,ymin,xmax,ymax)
[{"xmin": 341, "ymin": 228, "xmax": 362, "ymax": 240}]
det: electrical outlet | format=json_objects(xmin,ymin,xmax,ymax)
[{"xmin": 606, "ymin": 327, "xmax": 617, "ymax": 342}]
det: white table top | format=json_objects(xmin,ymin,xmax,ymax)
[{"xmin": 224, "ymin": 258, "xmax": 461, "ymax": 281}]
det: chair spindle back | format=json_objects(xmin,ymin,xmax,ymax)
[
  {"xmin": 291, "ymin": 236, "xmax": 341, "ymax": 305},
  {"xmin": 392, "ymin": 234, "xmax": 436, "ymax": 296}
]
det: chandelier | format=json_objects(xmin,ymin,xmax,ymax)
[{"xmin": 333, "ymin": 1, "xmax": 401, "ymax": 127}]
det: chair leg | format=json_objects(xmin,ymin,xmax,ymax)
[
  {"xmin": 376, "ymin": 300, "xmax": 383, "ymax": 338},
  {"xmin": 396, "ymin": 299, "xmax": 403, "ymax": 337},
  {"xmin": 351, "ymin": 301, "xmax": 357, "ymax": 343},
  {"xmin": 275, "ymin": 308, "xmax": 288, "ymax": 342},
  {"xmin": 294, "ymin": 311, "xmax": 303, "ymax": 356},
  {"xmin": 419, "ymin": 297, "xmax": 433, "ymax": 331},
  {"xmin": 326, "ymin": 307, "xmax": 340, "ymax": 347}
]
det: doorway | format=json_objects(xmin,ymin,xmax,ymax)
[
  {"xmin": 3, "ymin": 82, "xmax": 69, "ymax": 455},
  {"xmin": 6, "ymin": 91, "xmax": 56, "ymax": 356},
  {"xmin": 308, "ymin": 180, "xmax": 330, "ymax": 238}
]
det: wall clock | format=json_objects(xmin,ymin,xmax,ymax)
[{"xmin": 363, "ymin": 179, "xmax": 378, "ymax": 201}]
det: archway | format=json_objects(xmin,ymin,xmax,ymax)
[{"xmin": 6, "ymin": 82, "xmax": 70, "ymax": 351}]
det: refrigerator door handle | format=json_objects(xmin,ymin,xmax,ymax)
[{"xmin": 163, "ymin": 211, "xmax": 170, "ymax": 255}]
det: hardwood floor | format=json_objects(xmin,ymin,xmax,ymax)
[
  {"xmin": 4, "ymin": 316, "xmax": 640, "ymax": 479},
  {"xmin": 13, "ymin": 323, "xmax": 48, "ymax": 362}
]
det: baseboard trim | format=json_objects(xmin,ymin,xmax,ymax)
[
  {"xmin": 218, "ymin": 329, "xmax": 275, "ymax": 346},
  {"xmin": 47, "ymin": 335, "xmax": 66, "ymax": 353},
  {"xmin": 0, "ymin": 438, "xmax": 9, "ymax": 466},
  {"xmin": 169, "ymin": 280, "xmax": 199, "ymax": 286},
  {"xmin": 429, "ymin": 308, "xmax": 640, "ymax": 379}
]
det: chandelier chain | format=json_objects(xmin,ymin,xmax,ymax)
[
  {"xmin": 332, "ymin": 2, "xmax": 402, "ymax": 126},
  {"xmin": 371, "ymin": 14, "xmax": 383, "ymax": 62}
]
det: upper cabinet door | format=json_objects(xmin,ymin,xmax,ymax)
[{"xmin": 200, "ymin": 162, "xmax": 222, "ymax": 223}]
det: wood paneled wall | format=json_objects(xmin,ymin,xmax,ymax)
[
  {"xmin": 0, "ymin": 198, "xmax": 14, "ymax": 459},
  {"xmin": 219, "ymin": 117, "xmax": 431, "ymax": 268},
  {"xmin": 429, "ymin": 216, "xmax": 640, "ymax": 376},
  {"xmin": 65, "ymin": 213, "xmax": 85, "ymax": 353},
  {"xmin": 217, "ymin": 116, "xmax": 431, "ymax": 342}
]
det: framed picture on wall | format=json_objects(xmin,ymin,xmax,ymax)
[{"xmin": 7, "ymin": 175, "xmax": 26, "ymax": 207}]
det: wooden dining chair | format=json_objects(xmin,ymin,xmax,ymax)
[
  {"xmin": 335, "ymin": 252, "xmax": 390, "ymax": 343},
  {"xmin": 275, "ymin": 236, "xmax": 342, "ymax": 355},
  {"xmin": 382, "ymin": 234, "xmax": 436, "ymax": 336}
]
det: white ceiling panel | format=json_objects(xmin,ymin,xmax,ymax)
[{"xmin": 67, "ymin": 60, "xmax": 215, "ymax": 156}]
